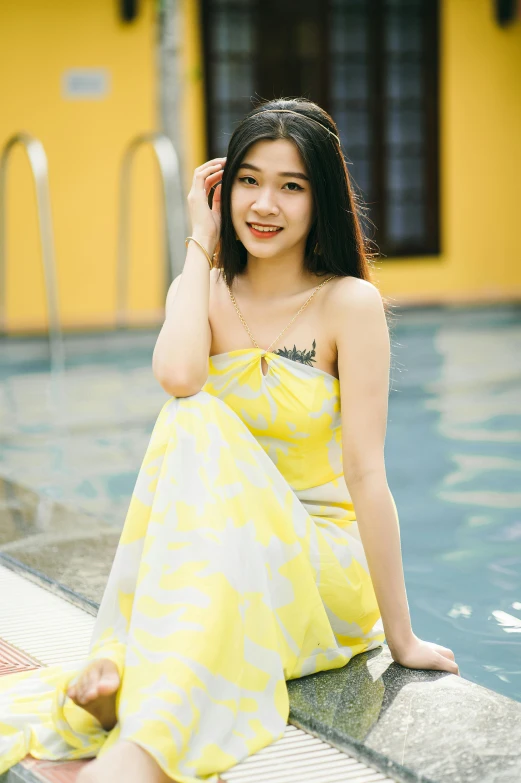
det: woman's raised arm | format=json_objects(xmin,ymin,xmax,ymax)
[
  {"xmin": 152, "ymin": 157, "xmax": 225, "ymax": 397},
  {"xmin": 335, "ymin": 277, "xmax": 459, "ymax": 675}
]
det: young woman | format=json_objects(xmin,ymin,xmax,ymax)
[{"xmin": 0, "ymin": 98, "xmax": 459, "ymax": 783}]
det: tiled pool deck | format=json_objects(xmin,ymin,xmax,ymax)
[
  {"xmin": 1, "ymin": 304, "xmax": 521, "ymax": 781},
  {"xmin": 0, "ymin": 566, "xmax": 398, "ymax": 783},
  {"xmin": 2, "ymin": 550, "xmax": 521, "ymax": 783}
]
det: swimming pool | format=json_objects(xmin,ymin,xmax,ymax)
[
  {"xmin": 386, "ymin": 303, "xmax": 521, "ymax": 704},
  {"xmin": 0, "ymin": 305, "xmax": 520, "ymax": 703}
]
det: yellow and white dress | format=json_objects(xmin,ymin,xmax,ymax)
[{"xmin": 0, "ymin": 348, "xmax": 386, "ymax": 782}]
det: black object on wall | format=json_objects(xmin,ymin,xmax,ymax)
[
  {"xmin": 494, "ymin": 0, "xmax": 517, "ymax": 27},
  {"xmin": 121, "ymin": 0, "xmax": 139, "ymax": 23}
]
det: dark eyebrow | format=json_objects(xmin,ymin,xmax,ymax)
[{"xmin": 238, "ymin": 162, "xmax": 309, "ymax": 182}]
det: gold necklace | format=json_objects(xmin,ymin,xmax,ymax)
[{"xmin": 226, "ymin": 275, "xmax": 337, "ymax": 354}]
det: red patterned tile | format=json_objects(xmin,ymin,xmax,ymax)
[
  {"xmin": 21, "ymin": 756, "xmax": 226, "ymax": 782},
  {"xmin": 0, "ymin": 639, "xmax": 41, "ymax": 675},
  {"xmin": 21, "ymin": 758, "xmax": 91, "ymax": 782}
]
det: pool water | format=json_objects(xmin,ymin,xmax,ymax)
[
  {"xmin": 0, "ymin": 305, "xmax": 520, "ymax": 703},
  {"xmin": 385, "ymin": 304, "xmax": 521, "ymax": 703}
]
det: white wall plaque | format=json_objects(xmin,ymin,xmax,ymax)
[{"xmin": 62, "ymin": 69, "xmax": 110, "ymax": 100}]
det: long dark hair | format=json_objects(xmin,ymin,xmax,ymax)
[{"xmin": 213, "ymin": 97, "xmax": 379, "ymax": 289}]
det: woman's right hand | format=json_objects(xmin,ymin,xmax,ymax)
[
  {"xmin": 187, "ymin": 157, "xmax": 226, "ymax": 246},
  {"xmin": 390, "ymin": 633, "xmax": 460, "ymax": 676}
]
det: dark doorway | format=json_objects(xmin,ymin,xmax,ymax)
[{"xmin": 255, "ymin": 0, "xmax": 329, "ymax": 107}]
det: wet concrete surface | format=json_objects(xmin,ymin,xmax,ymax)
[
  {"xmin": 288, "ymin": 645, "xmax": 521, "ymax": 783},
  {"xmin": 0, "ymin": 478, "xmax": 118, "ymax": 605}
]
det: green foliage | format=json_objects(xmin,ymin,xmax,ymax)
[{"xmin": 275, "ymin": 339, "xmax": 317, "ymax": 366}]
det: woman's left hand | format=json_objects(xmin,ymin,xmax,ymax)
[{"xmin": 389, "ymin": 633, "xmax": 460, "ymax": 676}]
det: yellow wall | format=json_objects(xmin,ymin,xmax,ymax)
[
  {"xmin": 2, "ymin": 0, "xmax": 520, "ymax": 335},
  {"xmin": 374, "ymin": 0, "xmax": 521, "ymax": 304},
  {"xmin": 0, "ymin": 0, "xmax": 162, "ymax": 333}
]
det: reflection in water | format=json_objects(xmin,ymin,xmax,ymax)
[
  {"xmin": 386, "ymin": 307, "xmax": 521, "ymax": 702},
  {"xmin": 448, "ymin": 603, "xmax": 472, "ymax": 618},
  {"xmin": 492, "ymin": 611, "xmax": 521, "ymax": 633}
]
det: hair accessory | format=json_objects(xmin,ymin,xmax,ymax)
[
  {"xmin": 185, "ymin": 236, "xmax": 213, "ymax": 269},
  {"xmin": 251, "ymin": 109, "xmax": 341, "ymax": 146}
]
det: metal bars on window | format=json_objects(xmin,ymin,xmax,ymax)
[
  {"xmin": 202, "ymin": 0, "xmax": 440, "ymax": 257},
  {"xmin": 330, "ymin": 0, "xmax": 439, "ymax": 256},
  {"xmin": 202, "ymin": 0, "xmax": 257, "ymax": 157}
]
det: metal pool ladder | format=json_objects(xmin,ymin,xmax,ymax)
[
  {"xmin": 0, "ymin": 133, "xmax": 65, "ymax": 373},
  {"xmin": 115, "ymin": 131, "xmax": 186, "ymax": 329}
]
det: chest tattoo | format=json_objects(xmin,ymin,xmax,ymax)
[{"xmin": 274, "ymin": 339, "xmax": 317, "ymax": 367}]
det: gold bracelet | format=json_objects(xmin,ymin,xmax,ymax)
[{"xmin": 185, "ymin": 236, "xmax": 213, "ymax": 269}]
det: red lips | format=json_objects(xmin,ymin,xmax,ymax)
[{"xmin": 247, "ymin": 223, "xmax": 283, "ymax": 239}]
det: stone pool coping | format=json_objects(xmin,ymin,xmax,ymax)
[{"xmin": 1, "ymin": 551, "xmax": 521, "ymax": 783}]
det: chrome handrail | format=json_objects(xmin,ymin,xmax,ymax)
[
  {"xmin": 0, "ymin": 133, "xmax": 65, "ymax": 373},
  {"xmin": 116, "ymin": 132, "xmax": 186, "ymax": 328}
]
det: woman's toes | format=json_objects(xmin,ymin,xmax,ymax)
[
  {"xmin": 97, "ymin": 673, "xmax": 119, "ymax": 696},
  {"xmin": 68, "ymin": 660, "xmax": 120, "ymax": 708},
  {"xmin": 67, "ymin": 659, "xmax": 120, "ymax": 733},
  {"xmin": 68, "ymin": 663, "xmax": 97, "ymax": 704},
  {"xmin": 96, "ymin": 660, "xmax": 120, "ymax": 695},
  {"xmin": 86, "ymin": 667, "xmax": 99, "ymax": 698},
  {"xmin": 77, "ymin": 678, "xmax": 89, "ymax": 703}
]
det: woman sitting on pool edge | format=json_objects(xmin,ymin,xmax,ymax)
[{"xmin": 0, "ymin": 97, "xmax": 459, "ymax": 783}]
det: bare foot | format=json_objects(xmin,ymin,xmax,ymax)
[{"xmin": 67, "ymin": 658, "xmax": 120, "ymax": 731}]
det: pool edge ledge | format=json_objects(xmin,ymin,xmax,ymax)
[
  {"xmin": 0, "ymin": 553, "xmax": 98, "ymax": 616},
  {"xmin": 2, "ymin": 561, "xmax": 521, "ymax": 782},
  {"xmin": 288, "ymin": 645, "xmax": 521, "ymax": 783}
]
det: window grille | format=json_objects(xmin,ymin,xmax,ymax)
[{"xmin": 202, "ymin": 0, "xmax": 440, "ymax": 257}]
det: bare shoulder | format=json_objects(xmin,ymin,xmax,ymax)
[
  {"xmin": 323, "ymin": 275, "xmax": 385, "ymax": 338},
  {"xmin": 325, "ymin": 275, "xmax": 384, "ymax": 312},
  {"xmin": 327, "ymin": 277, "xmax": 391, "ymax": 405}
]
